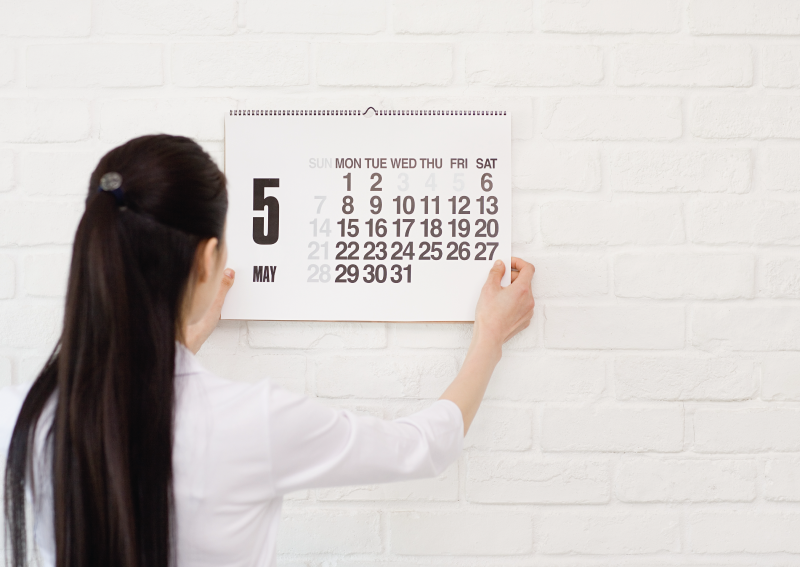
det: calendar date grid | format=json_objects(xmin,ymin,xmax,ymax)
[{"xmin": 306, "ymin": 168, "xmax": 501, "ymax": 285}]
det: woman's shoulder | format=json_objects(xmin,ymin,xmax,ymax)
[{"xmin": 174, "ymin": 345, "xmax": 275, "ymax": 420}]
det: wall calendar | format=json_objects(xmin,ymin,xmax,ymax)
[{"xmin": 222, "ymin": 108, "xmax": 511, "ymax": 322}]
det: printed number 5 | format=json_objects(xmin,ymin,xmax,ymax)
[{"xmin": 453, "ymin": 173, "xmax": 464, "ymax": 192}]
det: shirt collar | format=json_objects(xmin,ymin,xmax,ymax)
[{"xmin": 175, "ymin": 342, "xmax": 205, "ymax": 377}]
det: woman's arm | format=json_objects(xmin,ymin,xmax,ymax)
[
  {"xmin": 440, "ymin": 257, "xmax": 535, "ymax": 434},
  {"xmin": 187, "ymin": 256, "xmax": 535, "ymax": 435}
]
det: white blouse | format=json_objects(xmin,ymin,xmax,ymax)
[{"xmin": 0, "ymin": 344, "xmax": 464, "ymax": 567}]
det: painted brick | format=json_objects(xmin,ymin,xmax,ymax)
[
  {"xmin": 762, "ymin": 353, "xmax": 800, "ymax": 401},
  {"xmin": 256, "ymin": 0, "xmax": 385, "ymax": 33},
  {"xmin": 758, "ymin": 146, "xmax": 800, "ymax": 191},
  {"xmin": 396, "ymin": 0, "xmax": 531, "ymax": 33},
  {"xmin": 95, "ymin": 0, "xmax": 237, "ymax": 35},
  {"xmin": 503, "ymin": 313, "xmax": 541, "ymax": 351},
  {"xmin": 467, "ymin": 454, "xmax": 610, "ymax": 503},
  {"xmin": 0, "ymin": 45, "xmax": 14, "ymax": 86},
  {"xmin": 616, "ymin": 458, "xmax": 757, "ymax": 502},
  {"xmin": 513, "ymin": 143, "xmax": 600, "ymax": 192},
  {"xmin": 614, "ymin": 356, "xmax": 755, "ymax": 401},
  {"xmin": 758, "ymin": 256, "xmax": 800, "ymax": 298},
  {"xmin": 536, "ymin": 511, "xmax": 680, "ymax": 554},
  {"xmin": 694, "ymin": 408, "xmax": 800, "ymax": 452},
  {"xmin": 391, "ymin": 323, "xmax": 472, "ymax": 349},
  {"xmin": 541, "ymin": 404, "xmax": 684, "ymax": 452},
  {"xmin": 0, "ymin": 150, "xmax": 13, "ymax": 192},
  {"xmin": 542, "ymin": 97, "xmax": 681, "ymax": 141},
  {"xmin": 608, "ymin": 148, "xmax": 751, "ymax": 194},
  {"xmin": 545, "ymin": 306, "xmax": 685, "ymax": 350},
  {"xmin": 615, "ymin": 44, "xmax": 752, "ymax": 87},
  {"xmin": 278, "ymin": 510, "xmax": 382, "ymax": 554},
  {"xmin": 27, "ymin": 44, "xmax": 162, "ymax": 88},
  {"xmin": 614, "ymin": 253, "xmax": 754, "ymax": 299},
  {"xmin": 692, "ymin": 305, "xmax": 800, "ymax": 351},
  {"xmin": 541, "ymin": 200, "xmax": 684, "ymax": 245},
  {"xmin": 0, "ymin": 303, "xmax": 62, "ymax": 349},
  {"xmin": 21, "ymin": 151, "xmax": 100, "ymax": 197},
  {"xmin": 283, "ymin": 489, "xmax": 309, "ymax": 502},
  {"xmin": 690, "ymin": 0, "xmax": 800, "ymax": 35},
  {"xmin": 194, "ymin": 352, "xmax": 307, "ymax": 393},
  {"xmin": 172, "ymin": 43, "xmax": 308, "ymax": 87},
  {"xmin": 486, "ymin": 354, "xmax": 605, "ymax": 402},
  {"xmin": 0, "ymin": 256, "xmax": 14, "ymax": 299},
  {"xmin": 0, "ymin": 0, "xmax": 91, "ymax": 36},
  {"xmin": 466, "ymin": 44, "xmax": 602, "ymax": 86},
  {"xmin": 511, "ymin": 194, "xmax": 536, "ymax": 244},
  {"xmin": 24, "ymin": 253, "xmax": 71, "ymax": 298},
  {"xmin": 248, "ymin": 321, "xmax": 386, "ymax": 349},
  {"xmin": 0, "ymin": 201, "xmax": 83, "ymax": 246},
  {"xmin": 316, "ymin": 464, "xmax": 458, "ymax": 501},
  {"xmin": 0, "ymin": 100, "xmax": 90, "ymax": 143},
  {"xmin": 688, "ymin": 199, "xmax": 800, "ymax": 244},
  {"xmin": 99, "ymin": 98, "xmax": 234, "ymax": 142},
  {"xmin": 766, "ymin": 457, "xmax": 800, "ymax": 501},
  {"xmin": 314, "ymin": 354, "xmax": 457, "ymax": 398},
  {"xmin": 692, "ymin": 97, "xmax": 800, "ymax": 139},
  {"xmin": 529, "ymin": 254, "xmax": 608, "ymax": 298},
  {"xmin": 20, "ymin": 355, "xmax": 49, "ymax": 384},
  {"xmin": 689, "ymin": 512, "xmax": 800, "ymax": 553},
  {"xmin": 390, "ymin": 511, "xmax": 532, "ymax": 555},
  {"xmin": 317, "ymin": 43, "xmax": 452, "ymax": 86},
  {"xmin": 465, "ymin": 404, "xmax": 532, "ymax": 451},
  {"xmin": 763, "ymin": 46, "xmax": 800, "ymax": 87},
  {"xmin": 541, "ymin": 0, "xmax": 680, "ymax": 33}
]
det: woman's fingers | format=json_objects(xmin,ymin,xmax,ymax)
[
  {"xmin": 208, "ymin": 268, "xmax": 235, "ymax": 317},
  {"xmin": 511, "ymin": 257, "xmax": 535, "ymax": 287},
  {"xmin": 484, "ymin": 260, "xmax": 506, "ymax": 290},
  {"xmin": 507, "ymin": 258, "xmax": 535, "ymax": 285}
]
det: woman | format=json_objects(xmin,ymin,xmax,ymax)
[{"xmin": 2, "ymin": 134, "xmax": 534, "ymax": 567}]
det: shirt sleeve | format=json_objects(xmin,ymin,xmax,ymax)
[{"xmin": 268, "ymin": 386, "xmax": 464, "ymax": 495}]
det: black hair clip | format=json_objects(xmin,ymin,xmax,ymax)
[{"xmin": 98, "ymin": 172, "xmax": 125, "ymax": 208}]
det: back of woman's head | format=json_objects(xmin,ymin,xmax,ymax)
[{"xmin": 4, "ymin": 134, "xmax": 227, "ymax": 567}]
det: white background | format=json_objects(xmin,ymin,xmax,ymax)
[{"xmin": 2, "ymin": 0, "xmax": 800, "ymax": 564}]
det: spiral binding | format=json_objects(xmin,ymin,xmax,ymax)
[{"xmin": 229, "ymin": 109, "xmax": 507, "ymax": 117}]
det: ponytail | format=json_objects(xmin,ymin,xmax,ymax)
[{"xmin": 4, "ymin": 135, "xmax": 227, "ymax": 567}]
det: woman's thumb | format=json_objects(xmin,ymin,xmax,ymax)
[{"xmin": 485, "ymin": 260, "xmax": 505, "ymax": 288}]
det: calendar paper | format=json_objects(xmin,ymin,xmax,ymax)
[{"xmin": 222, "ymin": 111, "xmax": 511, "ymax": 322}]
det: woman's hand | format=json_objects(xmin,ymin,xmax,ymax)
[
  {"xmin": 473, "ymin": 257, "xmax": 535, "ymax": 350},
  {"xmin": 185, "ymin": 269, "xmax": 235, "ymax": 354},
  {"xmin": 440, "ymin": 257, "xmax": 535, "ymax": 434}
]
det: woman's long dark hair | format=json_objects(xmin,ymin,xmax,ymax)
[{"xmin": 4, "ymin": 134, "xmax": 227, "ymax": 567}]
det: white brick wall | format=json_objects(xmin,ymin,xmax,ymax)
[{"xmin": 3, "ymin": 1, "xmax": 800, "ymax": 565}]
